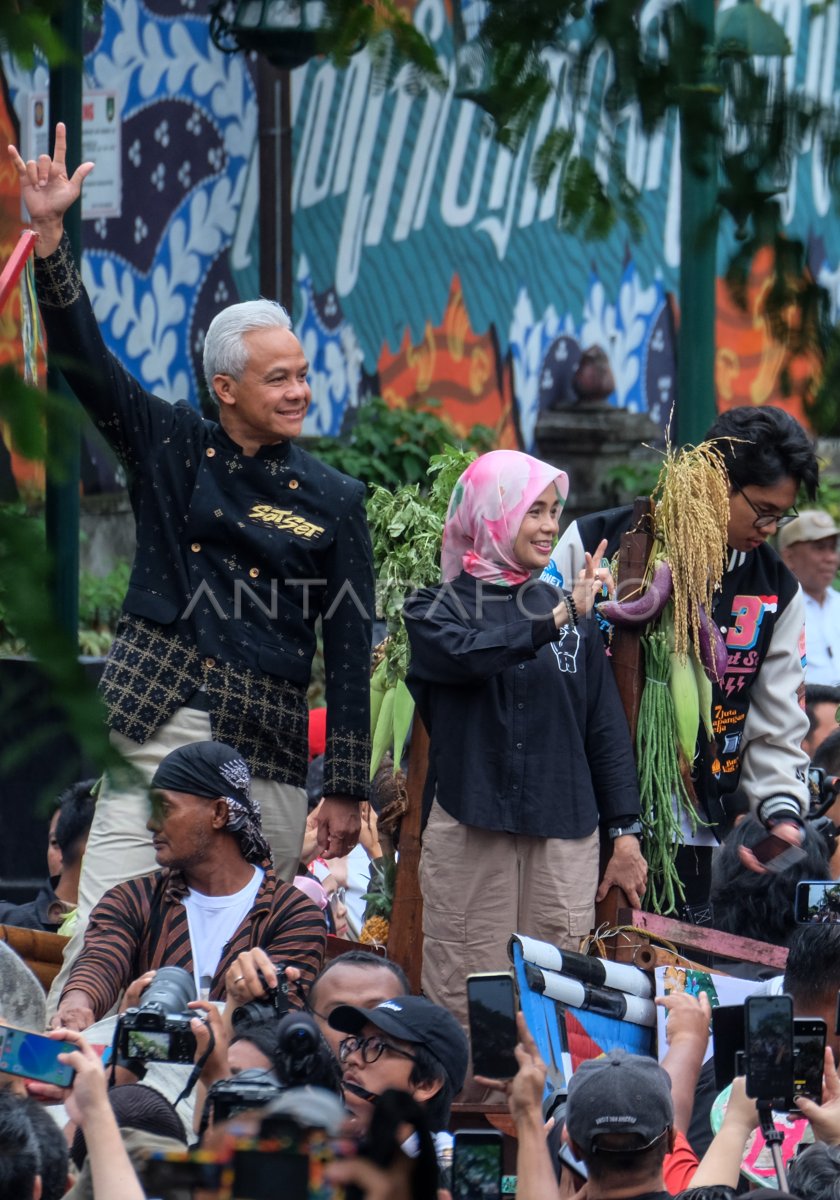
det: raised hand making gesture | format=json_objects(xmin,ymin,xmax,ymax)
[{"xmin": 7, "ymin": 120, "xmax": 94, "ymax": 256}]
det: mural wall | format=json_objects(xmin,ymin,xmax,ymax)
[{"xmin": 0, "ymin": 0, "xmax": 838, "ymax": 500}]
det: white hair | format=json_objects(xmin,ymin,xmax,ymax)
[{"xmin": 202, "ymin": 299, "xmax": 293, "ymax": 402}]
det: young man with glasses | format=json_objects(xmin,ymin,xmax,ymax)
[
  {"xmin": 547, "ymin": 405, "xmax": 819, "ymax": 904},
  {"xmin": 327, "ymin": 995, "xmax": 468, "ymax": 1150}
]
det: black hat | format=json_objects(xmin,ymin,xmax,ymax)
[
  {"xmin": 328, "ymin": 995, "xmax": 468, "ymax": 1094},
  {"xmin": 566, "ymin": 1049, "xmax": 673, "ymax": 1155}
]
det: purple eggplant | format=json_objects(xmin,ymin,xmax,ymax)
[
  {"xmin": 598, "ymin": 559, "xmax": 673, "ymax": 628},
  {"xmin": 697, "ymin": 603, "xmax": 729, "ymax": 681}
]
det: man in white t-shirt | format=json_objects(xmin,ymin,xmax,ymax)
[
  {"xmin": 780, "ymin": 510, "xmax": 840, "ymax": 687},
  {"xmin": 54, "ymin": 742, "xmax": 326, "ymax": 1030}
]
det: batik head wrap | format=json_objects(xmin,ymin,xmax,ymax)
[
  {"xmin": 441, "ymin": 449, "xmax": 569, "ymax": 586},
  {"xmin": 151, "ymin": 741, "xmax": 272, "ymax": 865}
]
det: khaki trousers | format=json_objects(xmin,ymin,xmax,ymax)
[
  {"xmin": 419, "ymin": 801, "xmax": 599, "ymax": 1065},
  {"xmin": 46, "ymin": 706, "xmax": 306, "ymax": 1020}
]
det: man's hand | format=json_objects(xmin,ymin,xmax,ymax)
[
  {"xmin": 224, "ymin": 947, "xmax": 278, "ymax": 1009},
  {"xmin": 796, "ymin": 1047, "xmax": 840, "ymax": 1143},
  {"xmin": 28, "ymin": 1028, "xmax": 108, "ymax": 1127},
  {"xmin": 722, "ymin": 1075, "xmax": 759, "ymax": 1135},
  {"xmin": 119, "ymin": 970, "xmax": 156, "ymax": 1013},
  {"xmin": 738, "ymin": 820, "xmax": 803, "ymax": 876},
  {"xmin": 52, "ymin": 989, "xmax": 96, "ymax": 1032},
  {"xmin": 656, "ymin": 989, "xmax": 712, "ymax": 1053},
  {"xmin": 475, "ymin": 1011, "xmax": 547, "ymax": 1127},
  {"xmin": 188, "ymin": 1000, "xmax": 231, "ymax": 1089},
  {"xmin": 596, "ymin": 836, "xmax": 648, "ymax": 907},
  {"xmin": 316, "ymin": 795, "xmax": 361, "ymax": 859},
  {"xmin": 7, "ymin": 122, "xmax": 94, "ymax": 256}
]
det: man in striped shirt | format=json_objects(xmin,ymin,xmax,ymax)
[{"xmin": 53, "ymin": 742, "xmax": 325, "ymax": 1031}]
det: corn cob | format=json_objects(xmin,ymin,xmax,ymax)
[
  {"xmin": 669, "ymin": 650, "xmax": 700, "ymax": 765},
  {"xmin": 391, "ymin": 679, "xmax": 415, "ymax": 773},
  {"xmin": 369, "ymin": 685, "xmax": 395, "ymax": 779},
  {"xmin": 691, "ymin": 647, "xmax": 715, "ymax": 741}
]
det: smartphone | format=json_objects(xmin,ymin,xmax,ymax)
[
  {"xmin": 751, "ymin": 832, "xmax": 807, "ymax": 874},
  {"xmin": 793, "ymin": 1017, "xmax": 826, "ymax": 1105},
  {"xmin": 466, "ymin": 972, "xmax": 518, "ymax": 1080},
  {"xmin": 452, "ymin": 1130, "xmax": 503, "ymax": 1200},
  {"xmin": 0, "ymin": 1026, "xmax": 75, "ymax": 1087},
  {"xmin": 795, "ymin": 881, "xmax": 840, "ymax": 923},
  {"xmin": 745, "ymin": 993, "xmax": 794, "ymax": 1103},
  {"xmin": 712, "ymin": 1004, "xmax": 745, "ymax": 1091}
]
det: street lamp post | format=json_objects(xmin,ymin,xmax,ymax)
[{"xmin": 46, "ymin": 0, "xmax": 82, "ymax": 640}]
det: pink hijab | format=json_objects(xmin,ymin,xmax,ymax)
[{"xmin": 441, "ymin": 450, "xmax": 569, "ymax": 586}]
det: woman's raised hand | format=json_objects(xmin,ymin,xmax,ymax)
[{"xmin": 572, "ymin": 537, "xmax": 610, "ymax": 617}]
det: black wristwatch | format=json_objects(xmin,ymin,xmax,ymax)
[{"xmin": 608, "ymin": 821, "xmax": 644, "ymax": 840}]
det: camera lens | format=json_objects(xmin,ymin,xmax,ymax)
[{"xmin": 140, "ymin": 966, "xmax": 196, "ymax": 1015}]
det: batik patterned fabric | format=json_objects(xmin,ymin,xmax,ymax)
[{"xmin": 440, "ymin": 449, "xmax": 568, "ymax": 586}]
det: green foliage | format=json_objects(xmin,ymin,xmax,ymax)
[
  {"xmin": 367, "ymin": 444, "xmax": 478, "ymax": 683},
  {"xmin": 304, "ymin": 397, "xmax": 494, "ymax": 492},
  {"xmin": 0, "ymin": 372, "xmax": 116, "ymax": 800},
  {"xmin": 809, "ymin": 327, "xmax": 840, "ymax": 439}
]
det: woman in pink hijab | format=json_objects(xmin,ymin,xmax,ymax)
[{"xmin": 404, "ymin": 450, "xmax": 647, "ymax": 1070}]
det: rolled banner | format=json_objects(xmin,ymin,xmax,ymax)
[
  {"xmin": 510, "ymin": 934, "xmax": 653, "ymax": 1000},
  {"xmin": 523, "ymin": 963, "xmax": 657, "ymax": 1028}
]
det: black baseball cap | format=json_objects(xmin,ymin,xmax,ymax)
[
  {"xmin": 328, "ymin": 995, "xmax": 468, "ymax": 1093},
  {"xmin": 566, "ymin": 1049, "xmax": 674, "ymax": 1154}
]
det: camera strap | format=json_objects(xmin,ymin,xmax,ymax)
[
  {"xmin": 174, "ymin": 1020, "xmax": 216, "ymax": 1108},
  {"xmin": 343, "ymin": 1079, "xmax": 380, "ymax": 1104}
]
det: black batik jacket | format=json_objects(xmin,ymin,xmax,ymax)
[{"xmin": 35, "ymin": 237, "xmax": 373, "ymax": 796}]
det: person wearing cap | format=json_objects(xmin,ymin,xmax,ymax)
[
  {"xmin": 328, "ymin": 995, "xmax": 469, "ymax": 1153},
  {"xmin": 52, "ymin": 742, "xmax": 326, "ymax": 1031},
  {"xmin": 779, "ymin": 511, "xmax": 840, "ymax": 687},
  {"xmin": 564, "ymin": 1048, "xmax": 676, "ymax": 1200}
]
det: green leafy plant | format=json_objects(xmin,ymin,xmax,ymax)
[{"xmin": 304, "ymin": 397, "xmax": 494, "ymax": 492}]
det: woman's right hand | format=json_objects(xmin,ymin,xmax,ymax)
[{"xmin": 553, "ymin": 538, "xmax": 610, "ymax": 627}]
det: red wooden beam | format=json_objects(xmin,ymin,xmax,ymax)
[{"xmin": 0, "ymin": 230, "xmax": 38, "ymax": 313}]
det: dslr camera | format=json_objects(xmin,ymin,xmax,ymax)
[
  {"xmin": 231, "ymin": 962, "xmax": 291, "ymax": 1028},
  {"xmin": 117, "ymin": 966, "xmax": 200, "ymax": 1064}
]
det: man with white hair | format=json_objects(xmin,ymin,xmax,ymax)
[{"xmin": 9, "ymin": 126, "xmax": 373, "ymax": 1000}]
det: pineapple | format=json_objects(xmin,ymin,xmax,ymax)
[{"xmin": 359, "ymin": 854, "xmax": 396, "ymax": 947}]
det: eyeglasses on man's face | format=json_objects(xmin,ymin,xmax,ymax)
[
  {"xmin": 338, "ymin": 1034, "xmax": 419, "ymax": 1066},
  {"xmin": 732, "ymin": 483, "xmax": 799, "ymax": 531}
]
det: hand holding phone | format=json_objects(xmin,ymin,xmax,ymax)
[
  {"xmin": 467, "ymin": 972, "xmax": 519, "ymax": 1081},
  {"xmin": 0, "ymin": 1026, "xmax": 76, "ymax": 1087},
  {"xmin": 740, "ymin": 823, "xmax": 806, "ymax": 876}
]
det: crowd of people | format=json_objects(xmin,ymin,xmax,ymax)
[{"xmin": 3, "ymin": 126, "xmax": 840, "ymax": 1200}]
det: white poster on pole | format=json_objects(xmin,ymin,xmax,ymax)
[{"xmin": 22, "ymin": 91, "xmax": 121, "ymax": 220}]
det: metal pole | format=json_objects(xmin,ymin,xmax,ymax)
[
  {"xmin": 257, "ymin": 59, "xmax": 292, "ymax": 311},
  {"xmin": 677, "ymin": 0, "xmax": 719, "ymax": 447},
  {"xmin": 46, "ymin": 0, "xmax": 82, "ymax": 639}
]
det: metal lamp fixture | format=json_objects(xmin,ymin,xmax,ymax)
[
  {"xmin": 209, "ymin": 0, "xmax": 331, "ymax": 68},
  {"xmin": 715, "ymin": 0, "xmax": 790, "ymax": 60}
]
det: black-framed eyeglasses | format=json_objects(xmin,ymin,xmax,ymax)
[
  {"xmin": 732, "ymin": 482, "xmax": 799, "ymax": 531},
  {"xmin": 338, "ymin": 1034, "xmax": 419, "ymax": 1066}
]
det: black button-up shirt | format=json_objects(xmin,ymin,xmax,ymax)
[{"xmin": 404, "ymin": 572, "xmax": 640, "ymax": 838}]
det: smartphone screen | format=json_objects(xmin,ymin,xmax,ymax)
[
  {"xmin": 712, "ymin": 1004, "xmax": 746, "ymax": 1092},
  {"xmin": 745, "ymin": 993, "xmax": 794, "ymax": 1103},
  {"xmin": 752, "ymin": 833, "xmax": 807, "ymax": 873},
  {"xmin": 795, "ymin": 881, "xmax": 840, "ymax": 923},
  {"xmin": 452, "ymin": 1130, "xmax": 502, "ymax": 1200},
  {"xmin": 793, "ymin": 1018, "xmax": 826, "ymax": 1105},
  {"xmin": 466, "ymin": 972, "xmax": 518, "ymax": 1080},
  {"xmin": 0, "ymin": 1027, "xmax": 75, "ymax": 1087}
]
